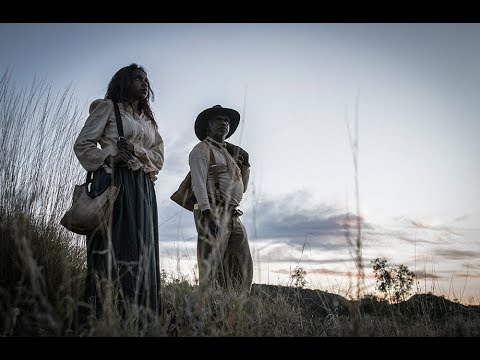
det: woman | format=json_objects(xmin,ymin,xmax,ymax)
[{"xmin": 74, "ymin": 64, "xmax": 164, "ymax": 318}]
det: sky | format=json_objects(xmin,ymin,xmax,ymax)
[{"xmin": 1, "ymin": 23, "xmax": 479, "ymax": 304}]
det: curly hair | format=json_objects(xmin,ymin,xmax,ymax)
[{"xmin": 105, "ymin": 63, "xmax": 157, "ymax": 128}]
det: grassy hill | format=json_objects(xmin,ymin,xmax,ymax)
[{"xmin": 1, "ymin": 211, "xmax": 479, "ymax": 337}]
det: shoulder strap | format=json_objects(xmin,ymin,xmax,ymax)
[
  {"xmin": 112, "ymin": 101, "xmax": 125, "ymax": 138},
  {"xmin": 209, "ymin": 146, "xmax": 222, "ymax": 202},
  {"xmin": 203, "ymin": 140, "xmax": 222, "ymax": 203},
  {"xmin": 86, "ymin": 100, "xmax": 124, "ymax": 184}
]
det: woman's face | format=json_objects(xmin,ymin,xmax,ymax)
[{"xmin": 131, "ymin": 68, "xmax": 149, "ymax": 101}]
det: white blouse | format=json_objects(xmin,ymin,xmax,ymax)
[{"xmin": 74, "ymin": 99, "xmax": 164, "ymax": 182}]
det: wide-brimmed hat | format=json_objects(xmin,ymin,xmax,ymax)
[{"xmin": 194, "ymin": 105, "xmax": 240, "ymax": 141}]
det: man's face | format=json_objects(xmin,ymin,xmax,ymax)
[{"xmin": 208, "ymin": 115, "xmax": 230, "ymax": 140}]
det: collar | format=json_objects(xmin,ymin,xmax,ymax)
[
  {"xmin": 205, "ymin": 136, "xmax": 226, "ymax": 149},
  {"xmin": 120, "ymin": 102, "xmax": 144, "ymax": 118}
]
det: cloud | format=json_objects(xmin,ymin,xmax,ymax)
[
  {"xmin": 461, "ymin": 262, "xmax": 480, "ymax": 270},
  {"xmin": 274, "ymin": 267, "xmax": 344, "ymax": 276},
  {"xmin": 273, "ymin": 266, "xmax": 375, "ymax": 279},
  {"xmin": 242, "ymin": 190, "xmax": 373, "ymax": 250},
  {"xmin": 364, "ymin": 216, "xmax": 478, "ymax": 248},
  {"xmin": 414, "ymin": 271, "xmax": 442, "ymax": 280},
  {"xmin": 453, "ymin": 215, "xmax": 469, "ymax": 222},
  {"xmin": 399, "ymin": 216, "xmax": 463, "ymax": 236},
  {"xmin": 158, "ymin": 201, "xmax": 197, "ymax": 242},
  {"xmin": 159, "ymin": 189, "xmax": 381, "ymax": 259},
  {"xmin": 433, "ymin": 249, "xmax": 480, "ymax": 260},
  {"xmin": 266, "ymin": 256, "xmax": 356, "ymax": 265},
  {"xmin": 159, "ymin": 240, "xmax": 196, "ymax": 262},
  {"xmin": 455, "ymin": 272, "xmax": 480, "ymax": 279},
  {"xmin": 160, "ymin": 240, "xmax": 196, "ymax": 252},
  {"xmin": 162, "ymin": 137, "xmax": 196, "ymax": 176},
  {"xmin": 395, "ymin": 233, "xmax": 438, "ymax": 245},
  {"xmin": 252, "ymin": 240, "xmax": 377, "ymax": 270},
  {"xmin": 364, "ymin": 228, "xmax": 438, "ymax": 245}
]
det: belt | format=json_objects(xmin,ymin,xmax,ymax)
[
  {"xmin": 220, "ymin": 202, "xmax": 243, "ymax": 217},
  {"xmin": 194, "ymin": 203, "xmax": 243, "ymax": 217}
]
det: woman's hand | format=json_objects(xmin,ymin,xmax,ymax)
[
  {"xmin": 105, "ymin": 150, "xmax": 133, "ymax": 167},
  {"xmin": 117, "ymin": 137, "xmax": 135, "ymax": 154}
]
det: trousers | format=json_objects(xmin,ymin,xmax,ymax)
[{"xmin": 193, "ymin": 206, "xmax": 253, "ymax": 292}]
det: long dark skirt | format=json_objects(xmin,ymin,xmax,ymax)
[{"xmin": 83, "ymin": 167, "xmax": 161, "ymax": 317}]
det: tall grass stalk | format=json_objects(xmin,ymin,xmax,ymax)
[
  {"xmin": 345, "ymin": 91, "xmax": 365, "ymax": 336},
  {"xmin": 0, "ymin": 67, "xmax": 85, "ymax": 335}
]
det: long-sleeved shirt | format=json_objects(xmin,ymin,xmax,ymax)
[
  {"xmin": 74, "ymin": 99, "xmax": 164, "ymax": 182},
  {"xmin": 189, "ymin": 137, "xmax": 244, "ymax": 212}
]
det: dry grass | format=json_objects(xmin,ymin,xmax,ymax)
[{"xmin": 1, "ymin": 68, "xmax": 479, "ymax": 337}]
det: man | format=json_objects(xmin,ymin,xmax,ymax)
[{"xmin": 189, "ymin": 104, "xmax": 253, "ymax": 292}]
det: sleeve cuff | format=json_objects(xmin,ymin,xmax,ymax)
[{"xmin": 199, "ymin": 202, "xmax": 211, "ymax": 212}]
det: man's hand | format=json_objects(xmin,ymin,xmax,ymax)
[
  {"xmin": 201, "ymin": 209, "xmax": 219, "ymax": 237},
  {"xmin": 225, "ymin": 142, "xmax": 250, "ymax": 167}
]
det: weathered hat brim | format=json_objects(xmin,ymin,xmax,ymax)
[{"xmin": 194, "ymin": 107, "xmax": 240, "ymax": 141}]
